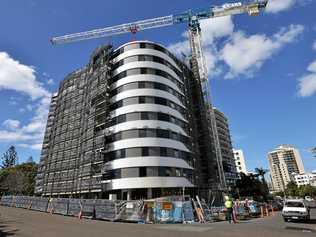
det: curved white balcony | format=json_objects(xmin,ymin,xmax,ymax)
[
  {"xmin": 110, "ymin": 104, "xmax": 187, "ymax": 122},
  {"xmin": 107, "ymin": 138, "xmax": 190, "ymax": 153},
  {"xmin": 112, "ymin": 61, "xmax": 183, "ymax": 84},
  {"xmin": 112, "ymin": 48, "xmax": 182, "ymax": 72},
  {"xmin": 105, "ymin": 157, "xmax": 193, "ymax": 170},
  {"xmin": 112, "ymin": 74, "xmax": 184, "ymax": 95},
  {"xmin": 107, "ymin": 120, "xmax": 188, "ymax": 136},
  {"xmin": 102, "ymin": 177, "xmax": 194, "ymax": 190},
  {"xmin": 110, "ymin": 88, "xmax": 185, "ymax": 108}
]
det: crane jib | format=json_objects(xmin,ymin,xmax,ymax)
[{"xmin": 51, "ymin": 0, "xmax": 268, "ymax": 44}]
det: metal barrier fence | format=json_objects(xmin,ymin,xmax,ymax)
[{"xmin": 0, "ymin": 195, "xmax": 224, "ymax": 224}]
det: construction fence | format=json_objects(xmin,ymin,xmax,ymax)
[
  {"xmin": 0, "ymin": 195, "xmax": 217, "ymax": 223},
  {"xmin": 0, "ymin": 195, "xmax": 270, "ymax": 224}
]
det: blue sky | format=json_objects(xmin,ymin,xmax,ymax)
[{"xmin": 0, "ymin": 0, "xmax": 315, "ymax": 172}]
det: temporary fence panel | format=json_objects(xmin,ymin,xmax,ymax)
[
  {"xmin": 48, "ymin": 198, "xmax": 69, "ymax": 215},
  {"xmin": 182, "ymin": 201, "xmax": 195, "ymax": 222},
  {"xmin": 0, "ymin": 196, "xmax": 13, "ymax": 206},
  {"xmin": 94, "ymin": 199, "xmax": 116, "ymax": 221},
  {"xmin": 20, "ymin": 196, "xmax": 32, "ymax": 209},
  {"xmin": 143, "ymin": 201, "xmax": 155, "ymax": 223},
  {"xmin": 30, "ymin": 197, "xmax": 49, "ymax": 212},
  {"xmin": 155, "ymin": 201, "xmax": 174, "ymax": 223},
  {"xmin": 115, "ymin": 201, "xmax": 144, "ymax": 222},
  {"xmin": 68, "ymin": 199, "xmax": 81, "ymax": 217},
  {"xmin": 81, "ymin": 199, "xmax": 96, "ymax": 218},
  {"xmin": 172, "ymin": 201, "xmax": 183, "ymax": 223}
]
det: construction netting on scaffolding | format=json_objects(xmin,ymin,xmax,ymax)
[{"xmin": 0, "ymin": 195, "xmax": 227, "ymax": 224}]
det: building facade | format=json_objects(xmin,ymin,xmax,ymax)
[
  {"xmin": 233, "ymin": 149, "xmax": 248, "ymax": 174},
  {"xmin": 268, "ymin": 145, "xmax": 305, "ymax": 192},
  {"xmin": 293, "ymin": 172, "xmax": 316, "ymax": 187},
  {"xmin": 213, "ymin": 108, "xmax": 237, "ymax": 188},
  {"xmin": 35, "ymin": 41, "xmax": 223, "ymax": 199}
]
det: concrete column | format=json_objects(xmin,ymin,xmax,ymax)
[
  {"xmin": 127, "ymin": 190, "xmax": 132, "ymax": 201},
  {"xmin": 147, "ymin": 188, "xmax": 152, "ymax": 199}
]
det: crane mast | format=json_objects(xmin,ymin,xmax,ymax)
[{"xmin": 51, "ymin": 1, "xmax": 268, "ymax": 191}]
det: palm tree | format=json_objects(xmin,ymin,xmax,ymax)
[{"xmin": 255, "ymin": 167, "xmax": 268, "ymax": 184}]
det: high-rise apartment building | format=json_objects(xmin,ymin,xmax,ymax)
[
  {"xmin": 233, "ymin": 149, "xmax": 248, "ymax": 174},
  {"xmin": 35, "ymin": 41, "xmax": 224, "ymax": 199},
  {"xmin": 213, "ymin": 108, "xmax": 237, "ymax": 188},
  {"xmin": 268, "ymin": 145, "xmax": 305, "ymax": 192}
]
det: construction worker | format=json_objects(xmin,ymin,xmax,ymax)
[{"xmin": 224, "ymin": 196, "xmax": 234, "ymax": 224}]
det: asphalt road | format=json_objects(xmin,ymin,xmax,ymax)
[{"xmin": 0, "ymin": 206, "xmax": 315, "ymax": 237}]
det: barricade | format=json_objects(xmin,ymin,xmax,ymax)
[
  {"xmin": 94, "ymin": 199, "xmax": 116, "ymax": 221},
  {"xmin": 22, "ymin": 196, "xmax": 30, "ymax": 209},
  {"xmin": 67, "ymin": 199, "xmax": 81, "ymax": 217},
  {"xmin": 0, "ymin": 195, "xmax": 13, "ymax": 206},
  {"xmin": 115, "ymin": 200, "xmax": 144, "ymax": 222},
  {"xmin": 183, "ymin": 201, "xmax": 195, "ymax": 223},
  {"xmin": 0, "ymin": 195, "xmax": 209, "ymax": 225},
  {"xmin": 80, "ymin": 199, "xmax": 96, "ymax": 219},
  {"xmin": 47, "ymin": 198, "xmax": 69, "ymax": 215},
  {"xmin": 154, "ymin": 201, "xmax": 174, "ymax": 223},
  {"xmin": 143, "ymin": 201, "xmax": 155, "ymax": 223},
  {"xmin": 30, "ymin": 197, "xmax": 49, "ymax": 212}
]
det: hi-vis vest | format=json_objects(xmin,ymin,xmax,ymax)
[{"xmin": 225, "ymin": 200, "xmax": 233, "ymax": 209}]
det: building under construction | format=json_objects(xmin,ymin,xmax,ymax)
[{"xmin": 35, "ymin": 41, "xmax": 236, "ymax": 200}]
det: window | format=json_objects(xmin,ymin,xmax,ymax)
[
  {"xmin": 126, "ymin": 148, "xmax": 142, "ymax": 157},
  {"xmin": 121, "ymin": 168, "xmax": 139, "ymax": 178},
  {"xmin": 139, "ymin": 167, "xmax": 147, "ymax": 177},
  {"xmin": 148, "ymin": 147, "xmax": 160, "ymax": 156}
]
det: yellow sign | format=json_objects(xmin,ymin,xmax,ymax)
[{"xmin": 162, "ymin": 202, "xmax": 172, "ymax": 210}]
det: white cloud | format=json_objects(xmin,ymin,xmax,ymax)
[
  {"xmin": 18, "ymin": 143, "xmax": 43, "ymax": 151},
  {"xmin": 0, "ymin": 52, "xmax": 49, "ymax": 100},
  {"xmin": 168, "ymin": 16, "xmax": 233, "ymax": 74},
  {"xmin": 0, "ymin": 52, "xmax": 52, "ymax": 150},
  {"xmin": 266, "ymin": 0, "xmax": 313, "ymax": 13},
  {"xmin": 199, "ymin": 17, "xmax": 234, "ymax": 45},
  {"xmin": 0, "ymin": 96, "xmax": 50, "ymax": 147},
  {"xmin": 221, "ymin": 24, "xmax": 304, "ymax": 78},
  {"xmin": 308, "ymin": 61, "xmax": 316, "ymax": 72},
  {"xmin": 47, "ymin": 78, "xmax": 54, "ymax": 85},
  {"xmin": 313, "ymin": 41, "xmax": 316, "ymax": 50},
  {"xmin": 168, "ymin": 14, "xmax": 304, "ymax": 80},
  {"xmin": 266, "ymin": 0, "xmax": 295, "ymax": 13},
  {"xmin": 298, "ymin": 60, "xmax": 316, "ymax": 97},
  {"xmin": 2, "ymin": 120, "xmax": 20, "ymax": 130}
]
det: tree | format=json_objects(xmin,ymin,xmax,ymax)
[
  {"xmin": 1, "ymin": 146, "xmax": 18, "ymax": 169},
  {"xmin": 233, "ymin": 172, "xmax": 270, "ymax": 201},
  {"xmin": 255, "ymin": 167, "xmax": 268, "ymax": 184},
  {"xmin": 0, "ymin": 162, "xmax": 38, "ymax": 196}
]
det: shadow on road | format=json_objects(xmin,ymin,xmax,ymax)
[{"xmin": 0, "ymin": 224, "xmax": 18, "ymax": 237}]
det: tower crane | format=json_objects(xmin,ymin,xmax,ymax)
[{"xmin": 51, "ymin": 0, "xmax": 268, "ymax": 190}]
